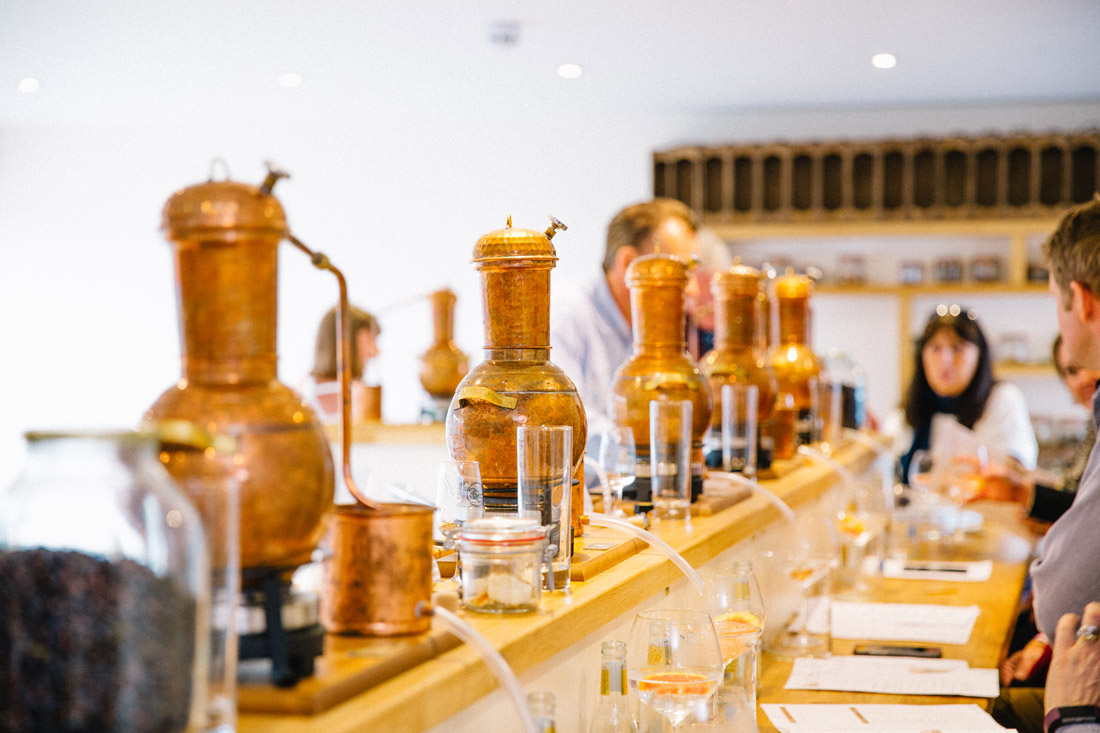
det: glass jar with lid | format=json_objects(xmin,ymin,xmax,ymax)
[
  {"xmin": 0, "ymin": 430, "xmax": 210, "ymax": 732},
  {"xmin": 456, "ymin": 516, "xmax": 547, "ymax": 614}
]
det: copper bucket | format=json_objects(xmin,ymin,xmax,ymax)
[{"xmin": 321, "ymin": 502, "xmax": 434, "ymax": 635}]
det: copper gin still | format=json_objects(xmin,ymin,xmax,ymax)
[
  {"xmin": 610, "ymin": 253, "xmax": 713, "ymax": 502},
  {"xmin": 145, "ymin": 172, "xmax": 334, "ymax": 577},
  {"xmin": 445, "ymin": 218, "xmax": 587, "ymax": 522},
  {"xmin": 418, "ymin": 288, "xmax": 469, "ymax": 401},
  {"xmin": 768, "ymin": 270, "xmax": 823, "ymax": 459},
  {"xmin": 701, "ymin": 262, "xmax": 778, "ymax": 469}
]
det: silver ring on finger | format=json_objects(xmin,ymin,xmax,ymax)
[{"xmin": 1076, "ymin": 624, "xmax": 1100, "ymax": 643}]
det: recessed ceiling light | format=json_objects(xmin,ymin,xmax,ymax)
[
  {"xmin": 278, "ymin": 73, "xmax": 304, "ymax": 89},
  {"xmin": 18, "ymin": 77, "xmax": 40, "ymax": 93},
  {"xmin": 871, "ymin": 53, "xmax": 897, "ymax": 69},
  {"xmin": 557, "ymin": 63, "xmax": 583, "ymax": 79}
]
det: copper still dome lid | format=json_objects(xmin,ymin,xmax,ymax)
[
  {"xmin": 626, "ymin": 252, "xmax": 693, "ymax": 286},
  {"xmin": 774, "ymin": 269, "xmax": 814, "ymax": 299},
  {"xmin": 713, "ymin": 260, "xmax": 762, "ymax": 296},
  {"xmin": 471, "ymin": 216, "xmax": 565, "ymax": 266},
  {"xmin": 161, "ymin": 176, "xmax": 288, "ymax": 243}
]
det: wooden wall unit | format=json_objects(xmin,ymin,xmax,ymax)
[
  {"xmin": 654, "ymin": 130, "xmax": 1099, "ymax": 224},
  {"xmin": 653, "ymin": 131, "xmax": 1095, "ymax": 397}
]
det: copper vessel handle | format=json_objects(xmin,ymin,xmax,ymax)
[{"xmin": 286, "ymin": 232, "xmax": 380, "ymax": 511}]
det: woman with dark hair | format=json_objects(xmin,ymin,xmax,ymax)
[
  {"xmin": 885, "ymin": 304, "xmax": 1038, "ymax": 482},
  {"xmin": 304, "ymin": 304, "xmax": 381, "ymax": 423}
]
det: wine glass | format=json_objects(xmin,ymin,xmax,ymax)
[
  {"xmin": 907, "ymin": 448, "xmax": 982, "ymax": 543},
  {"xmin": 597, "ymin": 425, "xmax": 636, "ymax": 516},
  {"xmin": 433, "ymin": 460, "xmax": 483, "ymax": 544},
  {"xmin": 767, "ymin": 510, "xmax": 839, "ymax": 660},
  {"xmin": 627, "ymin": 609, "xmax": 724, "ymax": 731},
  {"xmin": 702, "ymin": 562, "xmax": 765, "ymax": 730}
]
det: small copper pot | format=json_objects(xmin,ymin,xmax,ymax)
[{"xmin": 321, "ymin": 503, "xmax": 434, "ymax": 635}]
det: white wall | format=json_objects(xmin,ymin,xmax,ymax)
[{"xmin": 2, "ymin": 100, "xmax": 1099, "ymax": 486}]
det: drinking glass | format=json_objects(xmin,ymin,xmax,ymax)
[
  {"xmin": 720, "ymin": 384, "xmax": 758, "ymax": 477},
  {"xmin": 834, "ymin": 479, "xmax": 891, "ymax": 593},
  {"xmin": 768, "ymin": 510, "xmax": 839, "ymax": 659},
  {"xmin": 597, "ymin": 425, "xmax": 636, "ymax": 516},
  {"xmin": 517, "ymin": 425, "xmax": 573, "ymax": 591},
  {"xmin": 650, "ymin": 400, "xmax": 692, "ymax": 521},
  {"xmin": 433, "ymin": 460, "xmax": 484, "ymax": 543},
  {"xmin": 627, "ymin": 609, "xmax": 724, "ymax": 731}
]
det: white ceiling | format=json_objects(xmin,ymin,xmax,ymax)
[{"xmin": 3, "ymin": 0, "xmax": 1100, "ymax": 128}]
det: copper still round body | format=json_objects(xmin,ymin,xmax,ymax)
[
  {"xmin": 701, "ymin": 263, "xmax": 778, "ymax": 466},
  {"xmin": 418, "ymin": 288, "xmax": 469, "ymax": 399},
  {"xmin": 445, "ymin": 218, "xmax": 587, "ymax": 523},
  {"xmin": 768, "ymin": 271, "xmax": 823, "ymax": 458},
  {"xmin": 610, "ymin": 253, "xmax": 713, "ymax": 501},
  {"xmin": 145, "ymin": 176, "xmax": 334, "ymax": 576}
]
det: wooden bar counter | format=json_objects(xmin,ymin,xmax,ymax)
[
  {"xmin": 236, "ymin": 438, "xmax": 1034, "ymax": 732},
  {"xmin": 757, "ymin": 501, "xmax": 1034, "ymax": 731}
]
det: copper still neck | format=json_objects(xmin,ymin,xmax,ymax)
[
  {"xmin": 430, "ymin": 288, "xmax": 458, "ymax": 347},
  {"xmin": 713, "ymin": 268, "xmax": 764, "ymax": 351},
  {"xmin": 627, "ymin": 254, "xmax": 692, "ymax": 353},
  {"xmin": 175, "ymin": 239, "xmax": 280, "ymax": 385},
  {"xmin": 773, "ymin": 273, "xmax": 813, "ymax": 346}
]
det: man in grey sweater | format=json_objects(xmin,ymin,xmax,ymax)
[{"xmin": 996, "ymin": 196, "xmax": 1100, "ymax": 733}]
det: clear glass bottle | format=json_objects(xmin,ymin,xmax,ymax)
[
  {"xmin": 590, "ymin": 640, "xmax": 637, "ymax": 733},
  {"xmin": 0, "ymin": 430, "xmax": 210, "ymax": 732},
  {"xmin": 528, "ymin": 690, "xmax": 557, "ymax": 733}
]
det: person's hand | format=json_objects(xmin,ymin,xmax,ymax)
[
  {"xmin": 1000, "ymin": 635, "xmax": 1052, "ymax": 686},
  {"xmin": 972, "ymin": 461, "xmax": 1034, "ymax": 506},
  {"xmin": 1045, "ymin": 601, "xmax": 1100, "ymax": 711}
]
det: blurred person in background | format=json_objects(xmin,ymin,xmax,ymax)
[
  {"xmin": 977, "ymin": 334, "xmax": 1100, "ymax": 525},
  {"xmin": 884, "ymin": 304, "xmax": 1038, "ymax": 483},
  {"xmin": 304, "ymin": 304, "xmax": 380, "ymax": 424}
]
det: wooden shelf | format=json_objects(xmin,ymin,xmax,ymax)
[
  {"xmin": 708, "ymin": 216, "xmax": 1060, "ymax": 241},
  {"xmin": 994, "ymin": 361, "xmax": 1057, "ymax": 379},
  {"xmin": 816, "ymin": 282, "xmax": 1049, "ymax": 296},
  {"xmin": 706, "ymin": 216, "xmax": 1059, "ymax": 395}
]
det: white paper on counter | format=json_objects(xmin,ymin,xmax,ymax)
[
  {"xmin": 882, "ymin": 558, "xmax": 994, "ymax": 582},
  {"xmin": 830, "ymin": 601, "xmax": 980, "ymax": 644},
  {"xmin": 760, "ymin": 703, "xmax": 1008, "ymax": 731},
  {"xmin": 783, "ymin": 656, "xmax": 1000, "ymax": 698}
]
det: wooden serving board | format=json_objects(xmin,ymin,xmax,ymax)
[
  {"xmin": 238, "ymin": 525, "xmax": 649, "ymax": 715},
  {"xmin": 569, "ymin": 527, "xmax": 648, "ymax": 581},
  {"xmin": 237, "ymin": 623, "xmax": 461, "ymax": 715}
]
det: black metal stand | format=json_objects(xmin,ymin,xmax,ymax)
[{"xmin": 237, "ymin": 568, "xmax": 325, "ymax": 688}]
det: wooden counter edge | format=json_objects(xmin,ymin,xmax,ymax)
[{"xmin": 238, "ymin": 437, "xmax": 885, "ymax": 732}]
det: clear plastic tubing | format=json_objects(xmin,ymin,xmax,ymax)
[
  {"xmin": 585, "ymin": 513, "xmax": 705, "ymax": 595},
  {"xmin": 843, "ymin": 427, "xmax": 890, "ymax": 458},
  {"xmin": 418, "ymin": 603, "xmax": 536, "ymax": 733},
  {"xmin": 705, "ymin": 471, "xmax": 797, "ymax": 524},
  {"xmin": 796, "ymin": 444, "xmax": 854, "ymax": 488}
]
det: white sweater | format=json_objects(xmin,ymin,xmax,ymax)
[{"xmin": 882, "ymin": 382, "xmax": 1038, "ymax": 470}]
